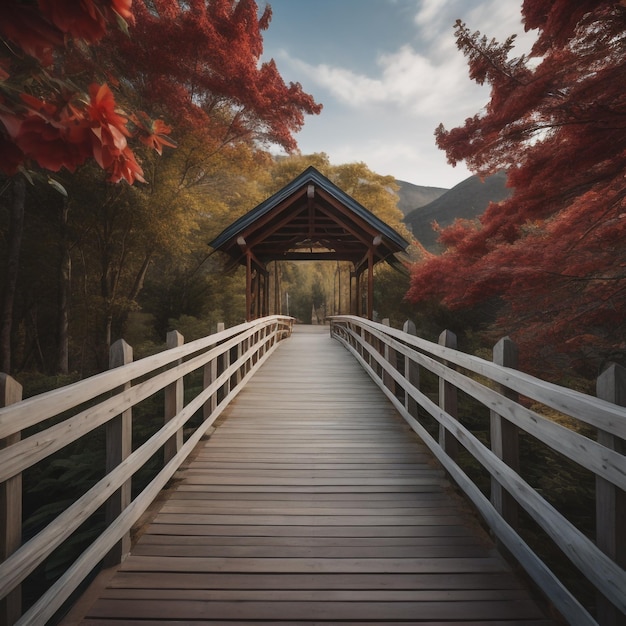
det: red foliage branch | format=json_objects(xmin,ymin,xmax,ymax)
[
  {"xmin": 0, "ymin": 0, "xmax": 174, "ymax": 183},
  {"xmin": 101, "ymin": 0, "xmax": 322, "ymax": 153},
  {"xmin": 408, "ymin": 0, "xmax": 626, "ymax": 374}
]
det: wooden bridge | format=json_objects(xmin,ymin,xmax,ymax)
[{"xmin": 1, "ymin": 317, "xmax": 625, "ymax": 625}]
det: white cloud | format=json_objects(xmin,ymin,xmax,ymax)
[
  {"xmin": 279, "ymin": 0, "xmax": 533, "ymax": 126},
  {"xmin": 283, "ymin": 39, "xmax": 486, "ymax": 122},
  {"xmin": 414, "ymin": 0, "xmax": 448, "ymax": 28},
  {"xmin": 263, "ymin": 0, "xmax": 533, "ymax": 187},
  {"xmin": 464, "ymin": 1, "xmax": 534, "ymax": 56},
  {"xmin": 286, "ymin": 57, "xmax": 386, "ymax": 106}
]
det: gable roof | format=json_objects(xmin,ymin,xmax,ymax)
[{"xmin": 209, "ymin": 166, "xmax": 410, "ymax": 270}]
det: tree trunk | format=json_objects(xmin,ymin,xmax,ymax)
[
  {"xmin": 0, "ymin": 177, "xmax": 25, "ymax": 374},
  {"xmin": 56, "ymin": 197, "xmax": 70, "ymax": 375},
  {"xmin": 118, "ymin": 252, "xmax": 153, "ymax": 334},
  {"xmin": 128, "ymin": 252, "xmax": 153, "ymax": 303}
]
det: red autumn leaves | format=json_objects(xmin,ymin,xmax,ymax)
[{"xmin": 0, "ymin": 0, "xmax": 173, "ymax": 183}]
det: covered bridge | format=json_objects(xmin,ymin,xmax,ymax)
[{"xmin": 208, "ymin": 166, "xmax": 410, "ymax": 321}]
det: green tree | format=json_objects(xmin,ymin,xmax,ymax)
[
  {"xmin": 331, "ymin": 162, "xmax": 411, "ymax": 241},
  {"xmin": 1, "ymin": 0, "xmax": 322, "ymax": 376}
]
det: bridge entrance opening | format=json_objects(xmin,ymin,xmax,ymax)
[{"xmin": 208, "ymin": 166, "xmax": 410, "ymax": 321}]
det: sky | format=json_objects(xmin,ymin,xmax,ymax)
[{"xmin": 260, "ymin": 0, "xmax": 536, "ymax": 189}]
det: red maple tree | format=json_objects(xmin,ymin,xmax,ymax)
[
  {"xmin": 407, "ymin": 0, "xmax": 626, "ymax": 376},
  {"xmin": 96, "ymin": 0, "xmax": 322, "ymax": 153},
  {"xmin": 0, "ymin": 0, "xmax": 176, "ymax": 184}
]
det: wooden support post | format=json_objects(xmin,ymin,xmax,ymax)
[
  {"xmin": 203, "ymin": 350, "xmax": 218, "ymax": 421},
  {"xmin": 222, "ymin": 347, "xmax": 231, "ymax": 397},
  {"xmin": 1, "ymin": 374, "xmax": 23, "ymax": 626},
  {"xmin": 245, "ymin": 252, "xmax": 252, "ymax": 321},
  {"xmin": 367, "ymin": 248, "xmax": 374, "ymax": 320},
  {"xmin": 232, "ymin": 341, "xmax": 242, "ymax": 388},
  {"xmin": 438, "ymin": 330, "xmax": 459, "ymax": 461},
  {"xmin": 105, "ymin": 339, "xmax": 133, "ymax": 566},
  {"xmin": 403, "ymin": 320, "xmax": 420, "ymax": 417},
  {"xmin": 255, "ymin": 270, "xmax": 261, "ymax": 319},
  {"xmin": 250, "ymin": 271, "xmax": 256, "ymax": 320},
  {"xmin": 352, "ymin": 321, "xmax": 362, "ymax": 358},
  {"xmin": 164, "ymin": 330, "xmax": 184, "ymax": 464},
  {"xmin": 349, "ymin": 271, "xmax": 355, "ymax": 315},
  {"xmin": 338, "ymin": 264, "xmax": 342, "ymax": 315},
  {"xmin": 381, "ymin": 319, "xmax": 395, "ymax": 394},
  {"xmin": 274, "ymin": 262, "xmax": 280, "ymax": 315},
  {"xmin": 596, "ymin": 363, "xmax": 626, "ymax": 626},
  {"xmin": 251, "ymin": 331, "xmax": 258, "ymax": 366},
  {"xmin": 260, "ymin": 325, "xmax": 267, "ymax": 357},
  {"xmin": 242, "ymin": 337, "xmax": 249, "ymax": 376},
  {"xmin": 490, "ymin": 337, "xmax": 520, "ymax": 530}
]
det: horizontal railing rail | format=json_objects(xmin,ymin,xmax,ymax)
[
  {"xmin": 0, "ymin": 315, "xmax": 293, "ymax": 626},
  {"xmin": 329, "ymin": 315, "xmax": 626, "ymax": 626}
]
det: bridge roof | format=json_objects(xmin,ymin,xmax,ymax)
[{"xmin": 208, "ymin": 166, "xmax": 410, "ymax": 270}]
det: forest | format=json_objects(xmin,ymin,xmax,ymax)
[
  {"xmin": 1, "ymin": 2, "xmax": 625, "ymax": 619},
  {"xmin": 0, "ymin": 0, "xmax": 425, "ymax": 399},
  {"xmin": 1, "ymin": 0, "xmax": 625, "ymax": 394}
]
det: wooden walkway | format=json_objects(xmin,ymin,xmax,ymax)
[{"xmin": 69, "ymin": 326, "xmax": 555, "ymax": 625}]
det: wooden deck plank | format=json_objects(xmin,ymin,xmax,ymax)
[
  {"xmin": 104, "ymin": 571, "xmax": 529, "ymax": 590},
  {"xmin": 85, "ymin": 598, "xmax": 547, "ymax": 621},
  {"xmin": 134, "ymin": 524, "xmax": 481, "ymax": 537},
  {"xmin": 98, "ymin": 588, "xmax": 533, "ymax": 601},
  {"xmin": 134, "ymin": 535, "xmax": 484, "ymax": 547},
  {"xmin": 81, "ymin": 621, "xmax": 556, "ymax": 626},
  {"xmin": 74, "ymin": 326, "xmax": 555, "ymax": 624}
]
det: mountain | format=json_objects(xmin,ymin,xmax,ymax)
[
  {"xmin": 403, "ymin": 171, "xmax": 511, "ymax": 252},
  {"xmin": 395, "ymin": 180, "xmax": 448, "ymax": 216}
]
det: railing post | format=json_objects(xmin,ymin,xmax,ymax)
[
  {"xmin": 105, "ymin": 339, "xmax": 133, "ymax": 566},
  {"xmin": 203, "ymin": 347, "xmax": 218, "ymax": 421},
  {"xmin": 596, "ymin": 363, "xmax": 626, "ymax": 626},
  {"xmin": 381, "ymin": 319, "xmax": 395, "ymax": 394},
  {"xmin": 164, "ymin": 330, "xmax": 184, "ymax": 464},
  {"xmin": 490, "ymin": 337, "xmax": 520, "ymax": 531},
  {"xmin": 1, "ymin": 374, "xmax": 23, "ymax": 626},
  {"xmin": 232, "ymin": 341, "xmax": 242, "ymax": 387},
  {"xmin": 242, "ymin": 335, "xmax": 250, "ymax": 375},
  {"xmin": 353, "ymin": 322, "xmax": 362, "ymax": 358},
  {"xmin": 252, "ymin": 330, "xmax": 258, "ymax": 366},
  {"xmin": 438, "ymin": 330, "xmax": 459, "ymax": 461},
  {"xmin": 222, "ymin": 345, "xmax": 231, "ymax": 396},
  {"xmin": 403, "ymin": 320, "xmax": 420, "ymax": 417}
]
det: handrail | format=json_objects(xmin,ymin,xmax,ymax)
[
  {"xmin": 0, "ymin": 315, "xmax": 293, "ymax": 626},
  {"xmin": 329, "ymin": 315, "xmax": 626, "ymax": 626}
]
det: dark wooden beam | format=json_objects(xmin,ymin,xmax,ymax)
[
  {"xmin": 245, "ymin": 251, "xmax": 252, "ymax": 321},
  {"xmin": 367, "ymin": 246, "xmax": 374, "ymax": 320},
  {"xmin": 307, "ymin": 184, "xmax": 315, "ymax": 239},
  {"xmin": 266, "ymin": 252, "xmax": 361, "ymax": 262},
  {"xmin": 354, "ymin": 234, "xmax": 383, "ymax": 273}
]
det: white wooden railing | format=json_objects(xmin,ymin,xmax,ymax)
[
  {"xmin": 330, "ymin": 315, "xmax": 626, "ymax": 626},
  {"xmin": 0, "ymin": 316, "xmax": 293, "ymax": 626}
]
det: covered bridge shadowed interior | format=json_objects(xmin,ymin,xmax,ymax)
[{"xmin": 208, "ymin": 166, "xmax": 410, "ymax": 321}]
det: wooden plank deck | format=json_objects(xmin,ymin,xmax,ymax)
[{"xmin": 69, "ymin": 325, "xmax": 556, "ymax": 625}]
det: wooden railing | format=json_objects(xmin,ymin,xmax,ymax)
[
  {"xmin": 0, "ymin": 315, "xmax": 293, "ymax": 626},
  {"xmin": 330, "ymin": 315, "xmax": 626, "ymax": 626}
]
